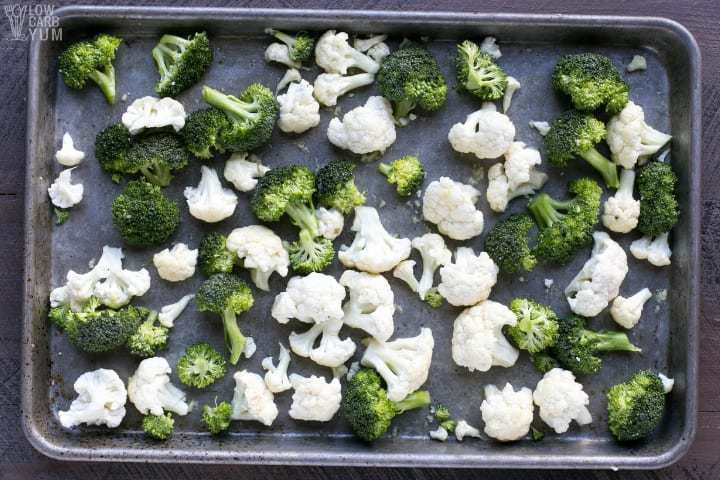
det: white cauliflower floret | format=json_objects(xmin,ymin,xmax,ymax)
[
  {"xmin": 313, "ymin": 72, "xmax": 375, "ymax": 107},
  {"xmin": 121, "ymin": 96, "xmax": 185, "ymax": 135},
  {"xmin": 630, "ymin": 233, "xmax": 672, "ymax": 267},
  {"xmin": 277, "ymin": 79, "xmax": 321, "ymax": 133},
  {"xmin": 480, "ymin": 36, "xmax": 502, "ymax": 59},
  {"xmin": 261, "ymin": 343, "xmax": 292, "ymax": 393},
  {"xmin": 157, "ymin": 294, "xmax": 194, "ymax": 328},
  {"xmin": 626, "ymin": 55, "xmax": 647, "ymax": 72},
  {"xmin": 127, "ymin": 357, "xmax": 189, "ymax": 416},
  {"xmin": 606, "ymin": 101, "xmax": 672, "ymax": 169},
  {"xmin": 602, "ymin": 168, "xmax": 640, "ymax": 233},
  {"xmin": 316, "ymin": 207, "xmax": 344, "ymax": 240},
  {"xmin": 327, "ymin": 96, "xmax": 396, "ymax": 154},
  {"xmin": 411, "ymin": 233, "xmax": 452, "ymax": 300},
  {"xmin": 452, "ymin": 300, "xmax": 519, "ymax": 372},
  {"xmin": 438, "ymin": 248, "xmax": 498, "ymax": 307},
  {"xmin": 455, "ymin": 420, "xmax": 482, "ymax": 441},
  {"xmin": 361, "ymin": 328, "xmax": 434, "ymax": 402},
  {"xmin": 448, "ymin": 103, "xmax": 515, "ymax": 160},
  {"xmin": 502, "ymin": 76, "xmax": 521, "ymax": 113},
  {"xmin": 152, "ymin": 243, "xmax": 197, "ymax": 282},
  {"xmin": 289, "ymin": 374, "xmax": 342, "ymax": 422},
  {"xmin": 423, "ymin": 177, "xmax": 484, "ymax": 240},
  {"xmin": 480, "ymin": 383, "xmax": 534, "ymax": 442},
  {"xmin": 529, "ymin": 120, "xmax": 551, "ymax": 136},
  {"xmin": 227, "ymin": 225, "xmax": 289, "ymax": 291},
  {"xmin": 353, "ymin": 34, "xmax": 387, "ymax": 52},
  {"xmin": 340, "ymin": 270, "xmax": 395, "ymax": 342},
  {"xmin": 367, "ymin": 42, "xmax": 390, "ymax": 63},
  {"xmin": 486, "ymin": 142, "xmax": 548, "ymax": 212},
  {"xmin": 244, "ymin": 337, "xmax": 257, "ymax": 359},
  {"xmin": 231, "ymin": 370, "xmax": 278, "ymax": 426},
  {"xmin": 315, "ymin": 30, "xmax": 380, "ymax": 75},
  {"xmin": 658, "ymin": 373, "xmax": 674, "ymax": 393},
  {"xmin": 289, "ymin": 317, "xmax": 356, "ymax": 367},
  {"xmin": 533, "ymin": 368, "xmax": 592, "ymax": 434},
  {"xmin": 93, "ymin": 264, "xmax": 151, "ymax": 309},
  {"xmin": 610, "ymin": 287, "xmax": 652, "ymax": 329},
  {"xmin": 48, "ymin": 168, "xmax": 83, "ymax": 209},
  {"xmin": 565, "ymin": 232, "xmax": 628, "ymax": 317},
  {"xmin": 276, "ymin": 68, "xmax": 302, "ymax": 93},
  {"xmin": 55, "ymin": 132, "xmax": 85, "ymax": 166},
  {"xmin": 58, "ymin": 369, "xmax": 127, "ymax": 429},
  {"xmin": 339, "ymin": 206, "xmax": 411, "ymax": 273},
  {"xmin": 265, "ymin": 42, "xmax": 300, "ymax": 69},
  {"xmin": 429, "ymin": 426, "xmax": 448, "ymax": 441},
  {"xmin": 271, "ymin": 272, "xmax": 346, "ymax": 325},
  {"xmin": 223, "ymin": 152, "xmax": 270, "ymax": 192},
  {"xmin": 184, "ymin": 166, "xmax": 238, "ymax": 223},
  {"xmin": 393, "ymin": 260, "xmax": 420, "ymax": 293}
]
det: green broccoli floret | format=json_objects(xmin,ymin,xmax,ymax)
[
  {"xmin": 202, "ymin": 84, "xmax": 278, "ymax": 152},
  {"xmin": 552, "ymin": 53, "xmax": 629, "ymax": 114},
  {"xmin": 434, "ymin": 405, "xmax": 451, "ymax": 422},
  {"xmin": 545, "ymin": 110, "xmax": 619, "ymax": 188},
  {"xmin": 424, "ymin": 288, "xmax": 444, "ymax": 308},
  {"xmin": 196, "ymin": 273, "xmax": 254, "ymax": 365},
  {"xmin": 152, "ymin": 32, "xmax": 213, "ymax": 98},
  {"xmin": 484, "ymin": 213, "xmax": 537, "ymax": 274},
  {"xmin": 528, "ymin": 178, "xmax": 602, "ymax": 265},
  {"xmin": 265, "ymin": 28, "xmax": 314, "ymax": 62},
  {"xmin": 287, "ymin": 230, "xmax": 335, "ymax": 275},
  {"xmin": 62, "ymin": 301, "xmax": 146, "ymax": 354},
  {"xmin": 377, "ymin": 44, "xmax": 448, "ymax": 120},
  {"xmin": 504, "ymin": 298, "xmax": 559, "ymax": 354},
  {"xmin": 455, "ymin": 40, "xmax": 508, "ymax": 101},
  {"xmin": 378, "ymin": 155, "xmax": 425, "ymax": 197},
  {"xmin": 607, "ymin": 370, "xmax": 667, "ymax": 441},
  {"xmin": 54, "ymin": 208, "xmax": 70, "ymax": 225},
  {"xmin": 177, "ymin": 342, "xmax": 227, "ymax": 388},
  {"xmin": 111, "ymin": 180, "xmax": 180, "ymax": 247},
  {"xmin": 143, "ymin": 412, "xmax": 174, "ymax": 441},
  {"xmin": 95, "ymin": 123, "xmax": 132, "ymax": 174},
  {"xmin": 122, "ymin": 132, "xmax": 188, "ymax": 187},
  {"xmin": 314, "ymin": 159, "xmax": 366, "ymax": 214},
  {"xmin": 198, "ymin": 232, "xmax": 238, "ymax": 277},
  {"xmin": 637, "ymin": 161, "xmax": 679, "ymax": 237},
  {"xmin": 530, "ymin": 351, "xmax": 560, "ymax": 374},
  {"xmin": 58, "ymin": 34, "xmax": 122, "ymax": 104},
  {"xmin": 126, "ymin": 310, "xmax": 168, "ymax": 357},
  {"xmin": 202, "ymin": 400, "xmax": 233, "ymax": 435},
  {"xmin": 531, "ymin": 426, "xmax": 545, "ymax": 441},
  {"xmin": 342, "ymin": 368, "xmax": 431, "ymax": 442},
  {"xmin": 181, "ymin": 108, "xmax": 229, "ymax": 160},
  {"xmin": 440, "ymin": 420, "xmax": 457, "ymax": 433}
]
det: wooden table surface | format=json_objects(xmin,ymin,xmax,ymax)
[{"xmin": 1, "ymin": 0, "xmax": 718, "ymax": 478}]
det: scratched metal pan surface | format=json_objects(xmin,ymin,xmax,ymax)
[{"xmin": 22, "ymin": 6, "xmax": 700, "ymax": 469}]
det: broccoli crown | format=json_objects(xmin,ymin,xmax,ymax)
[
  {"xmin": 530, "ymin": 351, "xmax": 560, "ymax": 374},
  {"xmin": 637, "ymin": 161, "xmax": 679, "ymax": 237},
  {"xmin": 127, "ymin": 311, "xmax": 168, "ymax": 357},
  {"xmin": 378, "ymin": 155, "xmax": 425, "ymax": 197},
  {"xmin": 484, "ymin": 213, "xmax": 537, "ymax": 274},
  {"xmin": 125, "ymin": 132, "xmax": 188, "ymax": 187},
  {"xmin": 95, "ymin": 123, "xmax": 132, "ymax": 173},
  {"xmin": 267, "ymin": 29, "xmax": 314, "ymax": 62},
  {"xmin": 49, "ymin": 304, "xmax": 73, "ymax": 331},
  {"xmin": 424, "ymin": 288, "xmax": 444, "ymax": 308},
  {"xmin": 202, "ymin": 400, "xmax": 233, "ymax": 435},
  {"xmin": 68, "ymin": 304, "xmax": 146, "ymax": 354},
  {"xmin": 287, "ymin": 229, "xmax": 335, "ymax": 274},
  {"xmin": 153, "ymin": 32, "xmax": 213, "ymax": 98},
  {"xmin": 198, "ymin": 232, "xmax": 237, "ymax": 277},
  {"xmin": 378, "ymin": 44, "xmax": 448, "ymax": 119},
  {"xmin": 528, "ymin": 178, "xmax": 602, "ymax": 265},
  {"xmin": 552, "ymin": 53, "xmax": 629, "ymax": 114},
  {"xmin": 455, "ymin": 40, "xmax": 508, "ymax": 101},
  {"xmin": 434, "ymin": 405, "xmax": 451, "ymax": 422},
  {"xmin": 177, "ymin": 342, "xmax": 227, "ymax": 388},
  {"xmin": 314, "ymin": 159, "xmax": 366, "ymax": 214},
  {"xmin": 111, "ymin": 180, "xmax": 180, "ymax": 247},
  {"xmin": 607, "ymin": 370, "xmax": 666, "ymax": 441},
  {"xmin": 251, "ymin": 165, "xmax": 316, "ymax": 225},
  {"xmin": 202, "ymin": 84, "xmax": 278, "ymax": 152},
  {"xmin": 504, "ymin": 298, "xmax": 559, "ymax": 354},
  {"xmin": 181, "ymin": 108, "xmax": 229, "ymax": 160},
  {"xmin": 143, "ymin": 412, "xmax": 174, "ymax": 441},
  {"xmin": 58, "ymin": 34, "xmax": 122, "ymax": 104}
]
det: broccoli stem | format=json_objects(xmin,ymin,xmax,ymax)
[
  {"xmin": 159, "ymin": 34, "xmax": 190, "ymax": 52},
  {"xmin": 393, "ymin": 390, "xmax": 431, "ymax": 413},
  {"xmin": 202, "ymin": 86, "xmax": 259, "ymax": 122},
  {"xmin": 268, "ymin": 29, "xmax": 297, "ymax": 48},
  {"xmin": 393, "ymin": 98, "xmax": 416, "ymax": 120},
  {"xmin": 583, "ymin": 329, "xmax": 641, "ymax": 353},
  {"xmin": 222, "ymin": 309, "xmax": 246, "ymax": 365},
  {"xmin": 465, "ymin": 67, "xmax": 501, "ymax": 92},
  {"xmin": 579, "ymin": 147, "xmax": 619, "ymax": 188},
  {"xmin": 285, "ymin": 201, "xmax": 320, "ymax": 237},
  {"xmin": 377, "ymin": 163, "xmax": 392, "ymax": 177},
  {"xmin": 139, "ymin": 163, "xmax": 172, "ymax": 187},
  {"xmin": 528, "ymin": 193, "xmax": 571, "ymax": 228},
  {"xmin": 88, "ymin": 63, "xmax": 116, "ymax": 104}
]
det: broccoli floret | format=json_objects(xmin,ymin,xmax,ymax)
[
  {"xmin": 126, "ymin": 132, "xmax": 188, "ymax": 186},
  {"xmin": 265, "ymin": 28, "xmax": 314, "ymax": 62},
  {"xmin": 287, "ymin": 230, "xmax": 335, "ymax": 274},
  {"xmin": 181, "ymin": 108, "xmax": 229, "ymax": 160},
  {"xmin": 143, "ymin": 412, "xmax": 174, "ymax": 441},
  {"xmin": 202, "ymin": 400, "xmax": 233, "ymax": 435},
  {"xmin": 504, "ymin": 298, "xmax": 559, "ymax": 354},
  {"xmin": 434, "ymin": 405, "xmax": 451, "ymax": 422},
  {"xmin": 607, "ymin": 370, "xmax": 666, "ymax": 441},
  {"xmin": 342, "ymin": 368, "xmax": 431, "ymax": 442},
  {"xmin": 484, "ymin": 213, "xmax": 537, "ymax": 274},
  {"xmin": 111, "ymin": 180, "xmax": 180, "ymax": 247},
  {"xmin": 196, "ymin": 273, "xmax": 254, "ymax": 365},
  {"xmin": 531, "ymin": 426, "xmax": 545, "ymax": 441},
  {"xmin": 440, "ymin": 420, "xmax": 457, "ymax": 433},
  {"xmin": 530, "ymin": 351, "xmax": 560, "ymax": 374},
  {"xmin": 198, "ymin": 232, "xmax": 237, "ymax": 277},
  {"xmin": 126, "ymin": 310, "xmax": 168, "ymax": 357},
  {"xmin": 152, "ymin": 32, "xmax": 213, "ymax": 98},
  {"xmin": 58, "ymin": 34, "xmax": 122, "ymax": 104},
  {"xmin": 202, "ymin": 84, "xmax": 278, "ymax": 152},
  {"xmin": 95, "ymin": 123, "xmax": 132, "ymax": 174},
  {"xmin": 528, "ymin": 178, "xmax": 602, "ymax": 265},
  {"xmin": 314, "ymin": 160, "xmax": 365, "ymax": 214},
  {"xmin": 552, "ymin": 53, "xmax": 629, "ymax": 114},
  {"xmin": 424, "ymin": 288, "xmax": 444, "ymax": 308},
  {"xmin": 455, "ymin": 40, "xmax": 508, "ymax": 101},
  {"xmin": 637, "ymin": 161, "xmax": 679, "ymax": 237},
  {"xmin": 48, "ymin": 304, "xmax": 73, "ymax": 331},
  {"xmin": 64, "ymin": 302, "xmax": 146, "ymax": 354},
  {"xmin": 54, "ymin": 208, "xmax": 70, "ymax": 225},
  {"xmin": 377, "ymin": 44, "xmax": 448, "ymax": 120},
  {"xmin": 378, "ymin": 155, "xmax": 425, "ymax": 197},
  {"xmin": 545, "ymin": 110, "xmax": 619, "ymax": 188},
  {"xmin": 176, "ymin": 342, "xmax": 227, "ymax": 388}
]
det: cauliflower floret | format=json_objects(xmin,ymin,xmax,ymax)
[
  {"xmin": 277, "ymin": 79, "xmax": 321, "ymax": 133},
  {"xmin": 58, "ymin": 369, "xmax": 127, "ymax": 429},
  {"xmin": 658, "ymin": 373, "xmax": 674, "ymax": 393},
  {"xmin": 353, "ymin": 34, "xmax": 387, "ymax": 52},
  {"xmin": 265, "ymin": 42, "xmax": 300, "ymax": 69},
  {"xmin": 529, "ymin": 120, "xmax": 551, "ymax": 136},
  {"xmin": 55, "ymin": 132, "xmax": 85, "ymax": 166},
  {"xmin": 361, "ymin": 328, "xmax": 434, "ymax": 402},
  {"xmin": 610, "ymin": 287, "xmax": 652, "ymax": 329},
  {"xmin": 630, "ymin": 233, "xmax": 672, "ymax": 267},
  {"xmin": 502, "ymin": 76, "xmax": 521, "ymax": 113},
  {"xmin": 271, "ymin": 272, "xmax": 346, "ymax": 325},
  {"xmin": 231, "ymin": 370, "xmax": 278, "ymax": 426},
  {"xmin": 455, "ymin": 420, "xmax": 482, "ymax": 441},
  {"xmin": 533, "ymin": 368, "xmax": 592, "ymax": 434},
  {"xmin": 480, "ymin": 383, "xmax": 534, "ymax": 442},
  {"xmin": 327, "ymin": 96, "xmax": 396, "ymax": 155},
  {"xmin": 340, "ymin": 270, "xmax": 395, "ymax": 342},
  {"xmin": 261, "ymin": 343, "xmax": 292, "ymax": 393},
  {"xmin": 438, "ymin": 248, "xmax": 498, "ymax": 307},
  {"xmin": 127, "ymin": 357, "xmax": 189, "ymax": 416},
  {"xmin": 289, "ymin": 374, "xmax": 342, "ymax": 422},
  {"xmin": 486, "ymin": 142, "xmax": 548, "ymax": 212},
  {"xmin": 313, "ymin": 72, "xmax": 375, "ymax": 107},
  {"xmin": 152, "ymin": 243, "xmax": 197, "ymax": 282},
  {"xmin": 315, "ymin": 30, "xmax": 380, "ymax": 75},
  {"xmin": 223, "ymin": 152, "xmax": 270, "ymax": 192},
  {"xmin": 626, "ymin": 55, "xmax": 647, "ymax": 72},
  {"xmin": 48, "ymin": 168, "xmax": 83, "ymax": 209},
  {"xmin": 412, "ymin": 233, "xmax": 452, "ymax": 300},
  {"xmin": 448, "ymin": 103, "xmax": 515, "ymax": 160},
  {"xmin": 276, "ymin": 68, "xmax": 302, "ymax": 93},
  {"xmin": 184, "ymin": 166, "xmax": 238, "ymax": 223},
  {"xmin": 606, "ymin": 101, "xmax": 672, "ymax": 169},
  {"xmin": 289, "ymin": 317, "xmax": 356, "ymax": 367},
  {"xmin": 367, "ymin": 42, "xmax": 390, "ymax": 63},
  {"xmin": 480, "ymin": 36, "xmax": 502, "ymax": 59},
  {"xmin": 226, "ymin": 225, "xmax": 289, "ymax": 291},
  {"xmin": 316, "ymin": 207, "xmax": 344, "ymax": 240},
  {"xmin": 452, "ymin": 300, "xmax": 519, "ymax": 372},
  {"xmin": 393, "ymin": 260, "xmax": 420, "ymax": 293},
  {"xmin": 429, "ymin": 426, "xmax": 448, "ymax": 441},
  {"xmin": 157, "ymin": 294, "xmax": 194, "ymax": 328},
  {"xmin": 93, "ymin": 264, "xmax": 151, "ymax": 309},
  {"xmin": 423, "ymin": 177, "xmax": 484, "ymax": 240},
  {"xmin": 565, "ymin": 232, "xmax": 628, "ymax": 317},
  {"xmin": 602, "ymin": 168, "xmax": 640, "ymax": 233},
  {"xmin": 244, "ymin": 337, "xmax": 257, "ymax": 359},
  {"xmin": 121, "ymin": 96, "xmax": 186, "ymax": 135}
]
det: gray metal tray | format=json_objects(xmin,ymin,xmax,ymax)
[{"xmin": 22, "ymin": 6, "xmax": 701, "ymax": 469}]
